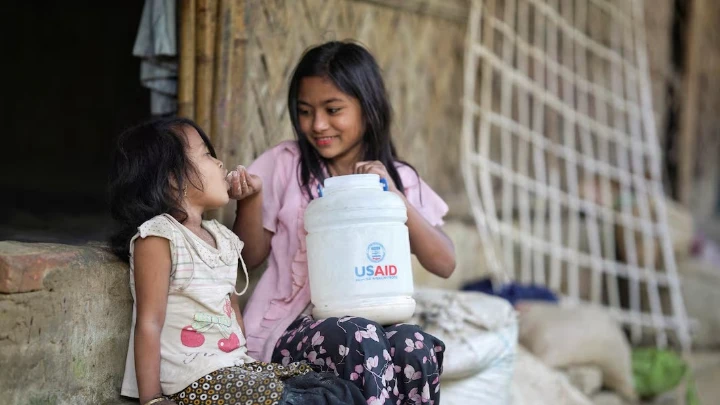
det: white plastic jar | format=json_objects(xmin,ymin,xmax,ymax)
[{"xmin": 304, "ymin": 174, "xmax": 416, "ymax": 325}]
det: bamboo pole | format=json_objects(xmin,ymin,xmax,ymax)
[
  {"xmin": 221, "ymin": 0, "xmax": 248, "ymax": 225},
  {"xmin": 178, "ymin": 0, "xmax": 196, "ymax": 119},
  {"xmin": 210, "ymin": 0, "xmax": 247, "ymax": 225},
  {"xmin": 677, "ymin": 0, "xmax": 703, "ymax": 206},
  {"xmin": 195, "ymin": 0, "xmax": 218, "ymax": 135},
  {"xmin": 211, "ymin": 0, "xmax": 234, "ymax": 151},
  {"xmin": 229, "ymin": 0, "xmax": 246, "ymax": 148}
]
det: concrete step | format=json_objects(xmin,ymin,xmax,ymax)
[{"xmin": 0, "ymin": 241, "xmax": 133, "ymax": 405}]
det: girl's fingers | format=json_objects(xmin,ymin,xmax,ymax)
[
  {"xmin": 354, "ymin": 161, "xmax": 368, "ymax": 174},
  {"xmin": 234, "ymin": 165, "xmax": 246, "ymax": 191},
  {"xmin": 355, "ymin": 162, "xmax": 373, "ymax": 174},
  {"xmin": 242, "ymin": 171, "xmax": 250, "ymax": 193},
  {"xmin": 227, "ymin": 165, "xmax": 261, "ymax": 200},
  {"xmin": 238, "ymin": 171, "xmax": 246, "ymax": 195},
  {"xmin": 354, "ymin": 161, "xmax": 394, "ymax": 191},
  {"xmin": 360, "ymin": 161, "xmax": 396, "ymax": 190},
  {"xmin": 230, "ymin": 172, "xmax": 238, "ymax": 194},
  {"xmin": 231, "ymin": 172, "xmax": 242, "ymax": 198},
  {"xmin": 355, "ymin": 161, "xmax": 388, "ymax": 175},
  {"xmin": 364, "ymin": 165, "xmax": 384, "ymax": 176}
]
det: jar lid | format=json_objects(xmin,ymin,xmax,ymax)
[{"xmin": 323, "ymin": 174, "xmax": 383, "ymax": 195}]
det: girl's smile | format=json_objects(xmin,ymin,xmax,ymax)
[
  {"xmin": 314, "ymin": 135, "xmax": 339, "ymax": 147},
  {"xmin": 297, "ymin": 76, "xmax": 365, "ymax": 175}
]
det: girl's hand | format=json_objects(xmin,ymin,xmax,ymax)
[
  {"xmin": 354, "ymin": 161, "xmax": 398, "ymax": 193},
  {"xmin": 228, "ymin": 165, "xmax": 262, "ymax": 200}
]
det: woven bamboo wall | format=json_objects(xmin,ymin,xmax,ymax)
[
  {"xmin": 218, "ymin": 0, "xmax": 467, "ymax": 223},
  {"xmin": 215, "ymin": 0, "xmax": 686, "ymax": 224}
]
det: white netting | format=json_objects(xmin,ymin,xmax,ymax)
[{"xmin": 461, "ymin": 0, "xmax": 691, "ymax": 349}]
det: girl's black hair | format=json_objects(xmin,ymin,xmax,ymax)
[
  {"xmin": 108, "ymin": 117, "xmax": 216, "ymax": 262},
  {"xmin": 287, "ymin": 40, "xmax": 415, "ymax": 198}
]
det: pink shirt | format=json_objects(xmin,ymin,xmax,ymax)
[{"xmin": 242, "ymin": 141, "xmax": 449, "ymax": 361}]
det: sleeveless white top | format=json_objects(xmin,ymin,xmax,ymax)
[{"xmin": 121, "ymin": 214, "xmax": 254, "ymax": 397}]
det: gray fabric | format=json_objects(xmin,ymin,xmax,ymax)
[
  {"xmin": 133, "ymin": 0, "xmax": 177, "ymax": 115},
  {"xmin": 280, "ymin": 372, "xmax": 366, "ymax": 405}
]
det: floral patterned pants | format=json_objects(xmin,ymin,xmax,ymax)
[{"xmin": 271, "ymin": 315, "xmax": 445, "ymax": 405}]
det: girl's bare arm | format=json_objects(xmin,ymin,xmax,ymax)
[
  {"xmin": 230, "ymin": 168, "xmax": 273, "ymax": 269},
  {"xmin": 401, "ymin": 195, "xmax": 456, "ymax": 278},
  {"xmin": 133, "ymin": 236, "xmax": 175, "ymax": 404}
]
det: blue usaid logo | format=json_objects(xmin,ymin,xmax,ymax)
[
  {"xmin": 355, "ymin": 242, "xmax": 398, "ymax": 279},
  {"xmin": 366, "ymin": 242, "xmax": 386, "ymax": 262}
]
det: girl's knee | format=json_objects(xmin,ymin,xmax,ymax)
[
  {"xmin": 308, "ymin": 317, "xmax": 388, "ymax": 347},
  {"xmin": 386, "ymin": 323, "xmax": 421, "ymax": 337},
  {"xmin": 386, "ymin": 324, "xmax": 441, "ymax": 345},
  {"xmin": 386, "ymin": 325, "xmax": 444, "ymax": 369},
  {"xmin": 350, "ymin": 317, "xmax": 384, "ymax": 332},
  {"xmin": 344, "ymin": 317, "xmax": 387, "ymax": 346}
]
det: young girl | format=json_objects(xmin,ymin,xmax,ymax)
[
  {"xmin": 109, "ymin": 118, "xmax": 364, "ymax": 405},
  {"xmin": 232, "ymin": 41, "xmax": 456, "ymax": 404}
]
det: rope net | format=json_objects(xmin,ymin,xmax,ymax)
[{"xmin": 461, "ymin": 0, "xmax": 691, "ymax": 349}]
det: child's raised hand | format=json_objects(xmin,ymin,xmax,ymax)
[
  {"xmin": 227, "ymin": 165, "xmax": 262, "ymax": 200},
  {"xmin": 354, "ymin": 161, "xmax": 398, "ymax": 192}
]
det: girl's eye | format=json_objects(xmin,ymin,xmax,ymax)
[
  {"xmin": 328, "ymin": 108, "xmax": 341, "ymax": 114},
  {"xmin": 298, "ymin": 109, "xmax": 310, "ymax": 116}
]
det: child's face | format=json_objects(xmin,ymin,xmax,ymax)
[
  {"xmin": 183, "ymin": 126, "xmax": 230, "ymax": 209},
  {"xmin": 297, "ymin": 76, "xmax": 364, "ymax": 163}
]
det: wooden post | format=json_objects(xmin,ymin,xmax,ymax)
[
  {"xmin": 195, "ymin": 0, "xmax": 218, "ymax": 135},
  {"xmin": 222, "ymin": 0, "xmax": 248, "ymax": 226},
  {"xmin": 211, "ymin": 0, "xmax": 234, "ymax": 150},
  {"xmin": 677, "ymin": 0, "xmax": 703, "ymax": 206},
  {"xmin": 228, "ymin": 0, "xmax": 247, "ymax": 160},
  {"xmin": 214, "ymin": 0, "xmax": 247, "ymax": 225},
  {"xmin": 178, "ymin": 0, "xmax": 196, "ymax": 119}
]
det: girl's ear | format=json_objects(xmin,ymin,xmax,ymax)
[{"xmin": 168, "ymin": 174, "xmax": 183, "ymax": 196}]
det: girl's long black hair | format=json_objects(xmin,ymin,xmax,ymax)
[
  {"xmin": 108, "ymin": 117, "xmax": 216, "ymax": 262},
  {"xmin": 287, "ymin": 41, "xmax": 415, "ymax": 198}
]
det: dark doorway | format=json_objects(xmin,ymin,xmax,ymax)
[{"xmin": 1, "ymin": 3, "xmax": 150, "ymax": 244}]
